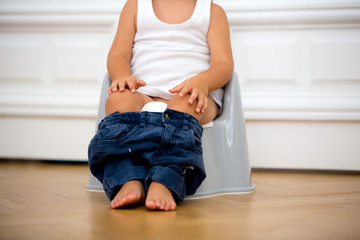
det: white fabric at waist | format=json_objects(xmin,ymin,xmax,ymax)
[{"xmin": 140, "ymin": 101, "xmax": 213, "ymax": 128}]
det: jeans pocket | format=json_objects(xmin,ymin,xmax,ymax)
[
  {"xmin": 98, "ymin": 124, "xmax": 140, "ymax": 144},
  {"xmin": 167, "ymin": 129, "xmax": 195, "ymax": 150}
]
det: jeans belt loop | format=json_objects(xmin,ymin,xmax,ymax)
[
  {"xmin": 184, "ymin": 113, "xmax": 190, "ymax": 130},
  {"xmin": 140, "ymin": 112, "xmax": 146, "ymax": 128}
]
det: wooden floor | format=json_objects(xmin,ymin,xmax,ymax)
[{"xmin": 0, "ymin": 161, "xmax": 359, "ymax": 240}]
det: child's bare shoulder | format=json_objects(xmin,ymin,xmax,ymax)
[
  {"xmin": 210, "ymin": 3, "xmax": 227, "ymax": 18},
  {"xmin": 122, "ymin": 0, "xmax": 137, "ymax": 16},
  {"xmin": 210, "ymin": 3, "xmax": 229, "ymax": 27},
  {"xmin": 117, "ymin": 0, "xmax": 138, "ymax": 30}
]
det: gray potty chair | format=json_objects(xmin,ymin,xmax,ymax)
[{"xmin": 86, "ymin": 73, "xmax": 255, "ymax": 198}]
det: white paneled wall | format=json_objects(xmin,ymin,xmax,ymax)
[
  {"xmin": 222, "ymin": 0, "xmax": 360, "ymax": 170},
  {"xmin": 0, "ymin": 1, "xmax": 123, "ymax": 160},
  {"xmin": 0, "ymin": 0, "xmax": 359, "ymax": 169}
]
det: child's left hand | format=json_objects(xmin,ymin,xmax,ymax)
[{"xmin": 169, "ymin": 77, "xmax": 208, "ymax": 113}]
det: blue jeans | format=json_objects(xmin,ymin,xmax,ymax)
[{"xmin": 88, "ymin": 109, "xmax": 205, "ymax": 201}]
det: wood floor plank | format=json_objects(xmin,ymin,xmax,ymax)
[{"xmin": 0, "ymin": 161, "xmax": 359, "ymax": 240}]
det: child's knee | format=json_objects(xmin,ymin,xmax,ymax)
[
  {"xmin": 168, "ymin": 93, "xmax": 195, "ymax": 111},
  {"xmin": 105, "ymin": 90, "xmax": 143, "ymax": 115},
  {"xmin": 167, "ymin": 94, "xmax": 218, "ymax": 125},
  {"xmin": 167, "ymin": 93, "xmax": 199, "ymax": 119}
]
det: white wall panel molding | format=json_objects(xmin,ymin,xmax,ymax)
[
  {"xmin": 312, "ymin": 42, "xmax": 360, "ymax": 82},
  {"xmin": 243, "ymin": 92, "xmax": 360, "ymax": 120},
  {"xmin": 232, "ymin": 25, "xmax": 360, "ymax": 121},
  {"xmin": 219, "ymin": 0, "xmax": 360, "ymax": 11},
  {"xmin": 244, "ymin": 42, "xmax": 296, "ymax": 83},
  {"xmin": 0, "ymin": 2, "xmax": 112, "ymax": 118},
  {"xmin": 0, "ymin": 16, "xmax": 115, "ymax": 32},
  {"xmin": 0, "ymin": 4, "xmax": 124, "ymax": 30},
  {"xmin": 0, "ymin": 33, "xmax": 106, "ymax": 118},
  {"xmin": 218, "ymin": 0, "xmax": 360, "ymax": 28},
  {"xmin": 0, "ymin": 88, "xmax": 99, "ymax": 118},
  {"xmin": 53, "ymin": 40, "xmax": 101, "ymax": 83},
  {"xmin": 1, "ymin": 1, "xmax": 359, "ymax": 30},
  {"xmin": 0, "ymin": 39, "xmax": 43, "ymax": 82}
]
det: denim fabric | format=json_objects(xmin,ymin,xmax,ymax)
[{"xmin": 88, "ymin": 109, "xmax": 205, "ymax": 201}]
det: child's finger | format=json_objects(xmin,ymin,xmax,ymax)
[
  {"xmin": 179, "ymin": 84, "xmax": 192, "ymax": 97},
  {"xmin": 136, "ymin": 79, "xmax": 146, "ymax": 88},
  {"xmin": 118, "ymin": 80, "xmax": 126, "ymax": 92},
  {"xmin": 195, "ymin": 94, "xmax": 205, "ymax": 113},
  {"xmin": 188, "ymin": 89, "xmax": 199, "ymax": 105},
  {"xmin": 201, "ymin": 97, "xmax": 208, "ymax": 113},
  {"xmin": 127, "ymin": 80, "xmax": 136, "ymax": 93},
  {"xmin": 169, "ymin": 82, "xmax": 185, "ymax": 94},
  {"xmin": 110, "ymin": 80, "xmax": 119, "ymax": 92},
  {"xmin": 107, "ymin": 86, "xmax": 113, "ymax": 95}
]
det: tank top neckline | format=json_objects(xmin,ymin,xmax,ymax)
[{"xmin": 149, "ymin": 0, "xmax": 200, "ymax": 28}]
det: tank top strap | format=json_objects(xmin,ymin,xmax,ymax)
[
  {"xmin": 135, "ymin": 0, "xmax": 153, "ymax": 36},
  {"xmin": 195, "ymin": 0, "xmax": 212, "ymax": 35}
]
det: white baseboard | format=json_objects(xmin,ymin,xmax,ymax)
[
  {"xmin": 246, "ymin": 120, "xmax": 360, "ymax": 170},
  {"xmin": 0, "ymin": 117, "xmax": 95, "ymax": 161}
]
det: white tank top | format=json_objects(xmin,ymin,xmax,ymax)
[{"xmin": 131, "ymin": 0, "xmax": 224, "ymax": 108}]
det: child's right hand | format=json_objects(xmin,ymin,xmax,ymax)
[{"xmin": 107, "ymin": 75, "xmax": 146, "ymax": 95}]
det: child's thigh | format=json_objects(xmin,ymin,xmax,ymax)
[
  {"xmin": 105, "ymin": 89, "xmax": 153, "ymax": 115},
  {"xmin": 167, "ymin": 94, "xmax": 218, "ymax": 125}
]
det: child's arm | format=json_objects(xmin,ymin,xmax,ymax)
[
  {"xmin": 169, "ymin": 4, "xmax": 234, "ymax": 113},
  {"xmin": 107, "ymin": 0, "xmax": 146, "ymax": 95}
]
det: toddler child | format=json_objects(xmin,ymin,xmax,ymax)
[{"xmin": 88, "ymin": 0, "xmax": 233, "ymax": 211}]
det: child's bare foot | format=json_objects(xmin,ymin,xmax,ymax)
[
  {"xmin": 110, "ymin": 180, "xmax": 145, "ymax": 209},
  {"xmin": 145, "ymin": 181, "xmax": 177, "ymax": 211}
]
